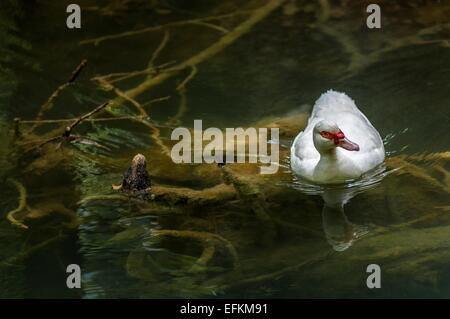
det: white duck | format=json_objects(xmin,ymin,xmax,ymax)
[{"xmin": 291, "ymin": 90, "xmax": 385, "ymax": 184}]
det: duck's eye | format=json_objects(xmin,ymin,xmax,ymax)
[{"xmin": 320, "ymin": 131, "xmax": 333, "ymax": 139}]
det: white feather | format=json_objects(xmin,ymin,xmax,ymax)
[{"xmin": 291, "ymin": 90, "xmax": 385, "ymax": 183}]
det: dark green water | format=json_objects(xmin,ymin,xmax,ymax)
[{"xmin": 0, "ymin": 0, "xmax": 449, "ymax": 298}]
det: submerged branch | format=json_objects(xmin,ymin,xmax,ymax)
[
  {"xmin": 30, "ymin": 59, "xmax": 87, "ymax": 132},
  {"xmin": 142, "ymin": 96, "xmax": 171, "ymax": 107},
  {"xmin": 148, "ymin": 29, "xmax": 171, "ymax": 69},
  {"xmin": 0, "ymin": 233, "xmax": 67, "ymax": 268},
  {"xmin": 192, "ymin": 242, "xmax": 216, "ymax": 272},
  {"xmin": 6, "ymin": 179, "xmax": 28, "ymax": 230},
  {"xmin": 176, "ymin": 65, "xmax": 198, "ymax": 91},
  {"xmin": 78, "ymin": 194, "xmax": 142, "ymax": 205},
  {"xmin": 108, "ymin": 0, "xmax": 285, "ymax": 108},
  {"xmin": 86, "ymin": 0, "xmax": 285, "ymax": 157},
  {"xmin": 30, "ymin": 101, "xmax": 109, "ymax": 150},
  {"xmin": 18, "ymin": 116, "xmax": 145, "ymax": 124},
  {"xmin": 64, "ymin": 101, "xmax": 110, "ymax": 136},
  {"xmin": 220, "ymin": 251, "xmax": 335, "ymax": 290},
  {"xmin": 97, "ymin": 78, "xmax": 148, "ymax": 118},
  {"xmin": 93, "ymin": 61, "xmax": 176, "ymax": 84},
  {"xmin": 152, "ymin": 229, "xmax": 240, "ymax": 271},
  {"xmin": 220, "ymin": 166, "xmax": 275, "ymax": 238},
  {"xmin": 80, "ymin": 11, "xmax": 254, "ymax": 45},
  {"xmin": 166, "ymin": 87, "xmax": 188, "ymax": 126},
  {"xmin": 94, "ymin": 77, "xmax": 171, "ymax": 155},
  {"xmin": 138, "ymin": 119, "xmax": 171, "ymax": 156},
  {"xmin": 190, "ymin": 21, "xmax": 229, "ymax": 34}
]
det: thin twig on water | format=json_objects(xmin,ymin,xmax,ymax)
[{"xmin": 30, "ymin": 59, "xmax": 88, "ymax": 132}]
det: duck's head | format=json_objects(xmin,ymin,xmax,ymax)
[{"xmin": 313, "ymin": 120, "xmax": 359, "ymax": 153}]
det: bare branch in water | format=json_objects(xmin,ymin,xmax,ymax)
[
  {"xmin": 107, "ymin": 0, "xmax": 286, "ymax": 110},
  {"xmin": 80, "ymin": 11, "xmax": 254, "ymax": 45},
  {"xmin": 189, "ymin": 21, "xmax": 229, "ymax": 34},
  {"xmin": 6, "ymin": 178, "xmax": 29, "ymax": 230},
  {"xmin": 30, "ymin": 59, "xmax": 88, "ymax": 132},
  {"xmin": 32, "ymin": 101, "xmax": 109, "ymax": 149},
  {"xmin": 18, "ymin": 116, "xmax": 140, "ymax": 124},
  {"xmin": 18, "ymin": 1, "xmax": 285, "ymax": 160},
  {"xmin": 64, "ymin": 101, "xmax": 110, "ymax": 136},
  {"xmin": 167, "ymin": 88, "xmax": 187, "ymax": 127},
  {"xmin": 93, "ymin": 77, "xmax": 171, "ymax": 155},
  {"xmin": 94, "ymin": 78, "xmax": 148, "ymax": 118},
  {"xmin": 137, "ymin": 118, "xmax": 171, "ymax": 156},
  {"xmin": 18, "ymin": 95, "xmax": 171, "ymax": 127},
  {"xmin": 176, "ymin": 65, "xmax": 198, "ymax": 91},
  {"xmin": 148, "ymin": 29, "xmax": 171, "ymax": 69},
  {"xmin": 315, "ymin": 0, "xmax": 450, "ymax": 78},
  {"xmin": 152, "ymin": 229, "xmax": 241, "ymax": 271},
  {"xmin": 142, "ymin": 96, "xmax": 171, "ymax": 107},
  {"xmin": 0, "ymin": 233, "xmax": 67, "ymax": 268},
  {"xmin": 219, "ymin": 251, "xmax": 335, "ymax": 290},
  {"xmin": 92, "ymin": 61, "xmax": 176, "ymax": 84},
  {"xmin": 68, "ymin": 59, "xmax": 88, "ymax": 83}
]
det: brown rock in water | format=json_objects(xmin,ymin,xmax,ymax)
[{"xmin": 121, "ymin": 154, "xmax": 151, "ymax": 193}]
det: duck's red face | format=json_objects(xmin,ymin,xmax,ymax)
[{"xmin": 320, "ymin": 130, "xmax": 359, "ymax": 151}]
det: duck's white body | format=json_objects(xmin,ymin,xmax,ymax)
[{"xmin": 291, "ymin": 90, "xmax": 385, "ymax": 184}]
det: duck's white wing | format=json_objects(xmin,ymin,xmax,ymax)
[
  {"xmin": 292, "ymin": 117, "xmax": 318, "ymax": 160},
  {"xmin": 290, "ymin": 116, "xmax": 321, "ymax": 179}
]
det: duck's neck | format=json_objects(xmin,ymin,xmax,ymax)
[
  {"xmin": 319, "ymin": 148, "xmax": 338, "ymax": 162},
  {"xmin": 313, "ymin": 148, "xmax": 344, "ymax": 183},
  {"xmin": 314, "ymin": 147, "xmax": 362, "ymax": 183},
  {"xmin": 316, "ymin": 149, "xmax": 339, "ymax": 171}
]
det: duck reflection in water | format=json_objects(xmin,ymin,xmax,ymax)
[
  {"xmin": 290, "ymin": 163, "xmax": 390, "ymax": 251},
  {"xmin": 321, "ymin": 188, "xmax": 369, "ymax": 252}
]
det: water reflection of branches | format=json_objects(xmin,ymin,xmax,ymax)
[
  {"xmin": 314, "ymin": 0, "xmax": 450, "ymax": 77},
  {"xmin": 28, "ymin": 59, "xmax": 88, "ymax": 132},
  {"xmin": 80, "ymin": 10, "xmax": 255, "ymax": 46},
  {"xmin": 85, "ymin": 0, "xmax": 286, "ymax": 158},
  {"xmin": 152, "ymin": 229, "xmax": 241, "ymax": 272}
]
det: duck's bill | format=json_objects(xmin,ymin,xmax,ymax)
[{"xmin": 338, "ymin": 138, "xmax": 360, "ymax": 151}]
